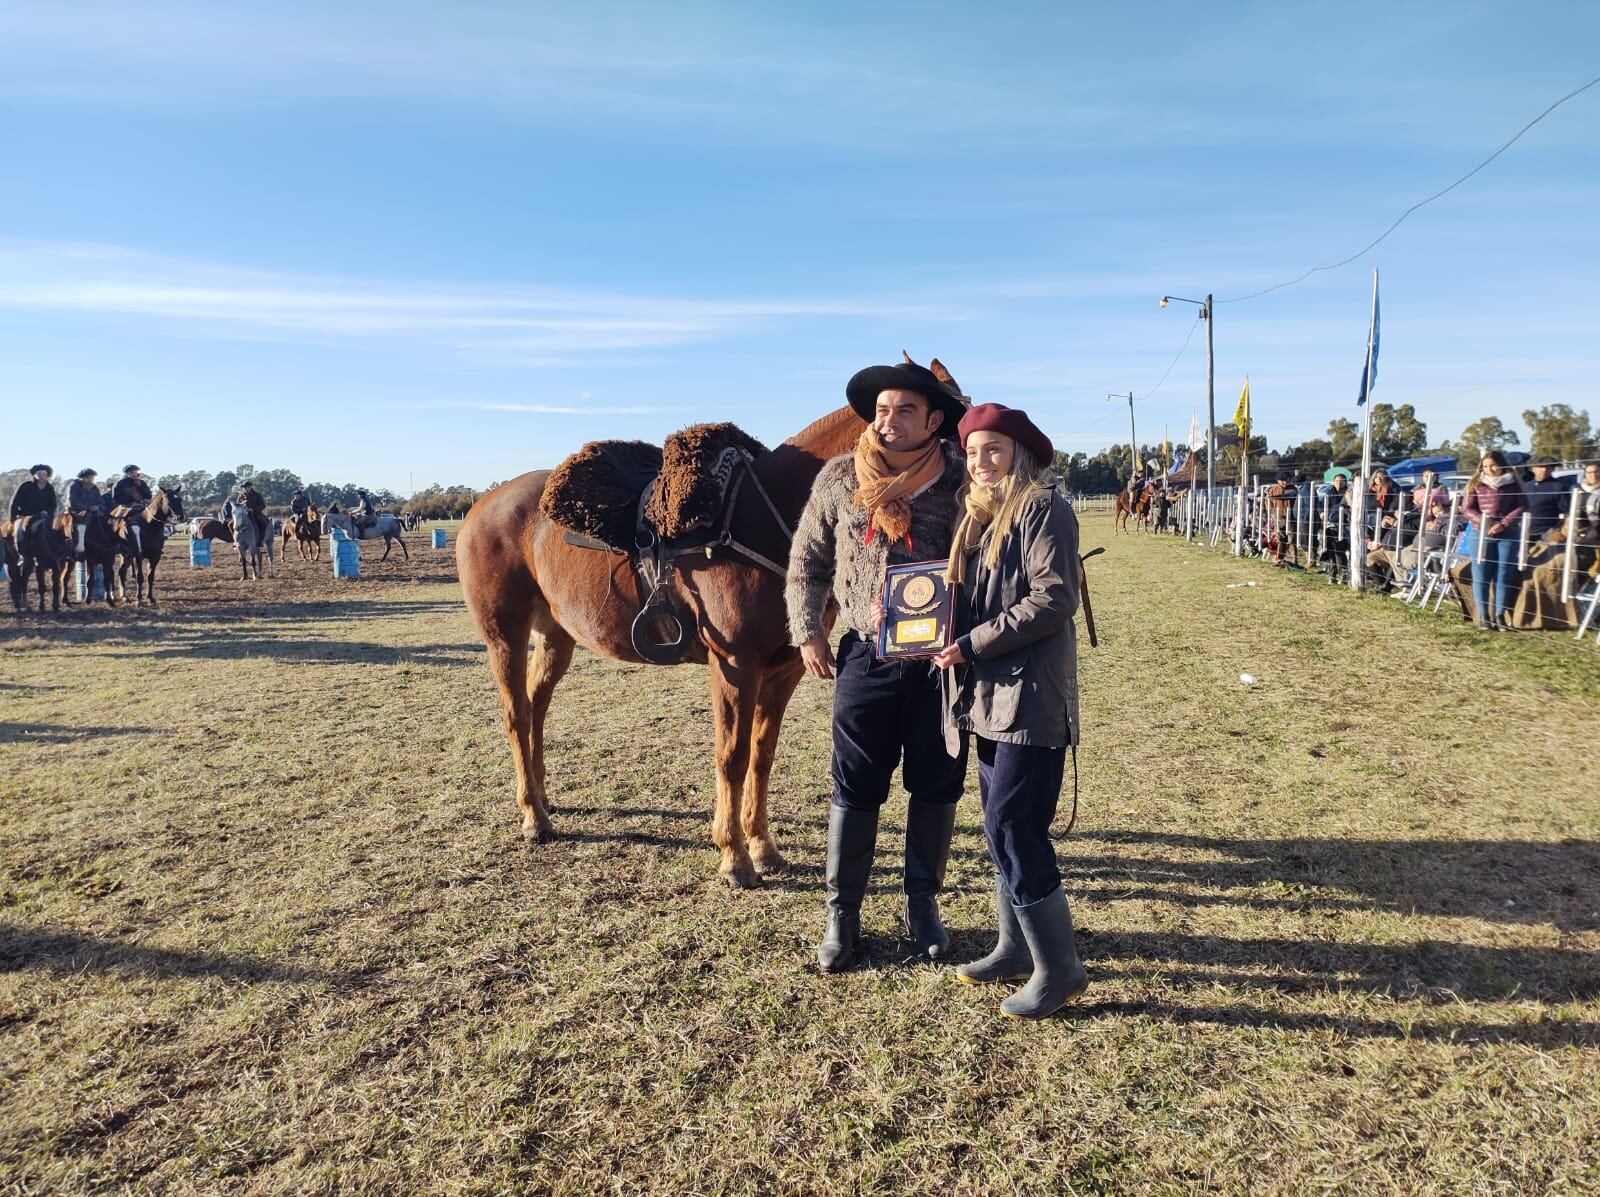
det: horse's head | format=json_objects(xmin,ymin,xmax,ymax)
[{"xmin": 162, "ymin": 486, "xmax": 185, "ymax": 522}]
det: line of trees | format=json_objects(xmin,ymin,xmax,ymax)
[{"xmin": 1052, "ymin": 402, "xmax": 1596, "ymax": 491}]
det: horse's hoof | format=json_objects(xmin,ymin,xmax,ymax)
[
  {"xmin": 720, "ymin": 862, "xmax": 763, "ymax": 890},
  {"xmin": 522, "ymin": 823, "xmax": 556, "ymax": 845},
  {"xmin": 751, "ymin": 848, "xmax": 790, "ymax": 877}
]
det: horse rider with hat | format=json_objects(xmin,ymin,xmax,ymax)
[
  {"xmin": 67, "ymin": 468, "xmax": 106, "ymax": 550},
  {"xmin": 112, "ymin": 464, "xmax": 152, "ymax": 510},
  {"xmin": 786, "ymin": 356, "xmax": 970, "ymax": 972},
  {"xmin": 234, "ymin": 479, "xmax": 269, "ymax": 542},
  {"xmin": 9, "ymin": 464, "xmax": 57, "ymax": 524}
]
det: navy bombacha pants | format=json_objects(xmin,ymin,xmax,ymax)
[
  {"xmin": 976, "ymin": 736, "xmax": 1066, "ymax": 907},
  {"xmin": 830, "ymin": 632, "xmax": 966, "ymax": 811}
]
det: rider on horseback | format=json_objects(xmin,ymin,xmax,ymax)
[
  {"xmin": 112, "ymin": 464, "xmax": 152, "ymax": 511},
  {"xmin": 8, "ymin": 464, "xmax": 57, "ymax": 533},
  {"xmin": 67, "ymin": 468, "xmax": 106, "ymax": 551},
  {"xmin": 235, "ymin": 480, "xmax": 270, "ymax": 543},
  {"xmin": 290, "ymin": 488, "xmax": 312, "ymax": 534},
  {"xmin": 351, "ymin": 488, "xmax": 376, "ymax": 532}
]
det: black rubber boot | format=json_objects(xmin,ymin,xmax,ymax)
[
  {"xmin": 902, "ymin": 801, "xmax": 957, "ymax": 959},
  {"xmin": 1000, "ymin": 887, "xmax": 1089, "ymax": 1020},
  {"xmin": 817, "ymin": 804, "xmax": 879, "ymax": 974},
  {"xmin": 956, "ymin": 874, "xmax": 1032, "ymax": 984}
]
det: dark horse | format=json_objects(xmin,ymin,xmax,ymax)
[
  {"xmin": 6, "ymin": 514, "xmax": 69, "ymax": 612},
  {"xmin": 57, "ymin": 511, "xmax": 121, "ymax": 607},
  {"xmin": 113, "ymin": 487, "xmax": 185, "ymax": 606},
  {"xmin": 458, "ymin": 406, "xmax": 865, "ymax": 888}
]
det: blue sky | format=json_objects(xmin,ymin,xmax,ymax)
[{"xmin": 2, "ymin": 1, "xmax": 1596, "ymax": 492}]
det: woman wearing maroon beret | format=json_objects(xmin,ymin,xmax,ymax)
[{"xmin": 932, "ymin": 403, "xmax": 1088, "ymax": 1019}]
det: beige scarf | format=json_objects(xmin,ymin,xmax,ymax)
[
  {"xmin": 852, "ymin": 426, "xmax": 945, "ymax": 545},
  {"xmin": 944, "ymin": 484, "xmax": 1003, "ymax": 587}
]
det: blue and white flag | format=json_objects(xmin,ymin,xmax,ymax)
[{"xmin": 1357, "ymin": 280, "xmax": 1380, "ymax": 407}]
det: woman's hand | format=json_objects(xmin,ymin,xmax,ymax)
[{"xmin": 931, "ymin": 642, "xmax": 966, "ymax": 669}]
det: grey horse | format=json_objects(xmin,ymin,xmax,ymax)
[
  {"xmin": 231, "ymin": 504, "xmax": 277, "ymax": 580},
  {"xmin": 322, "ymin": 511, "xmax": 410, "ymax": 560}
]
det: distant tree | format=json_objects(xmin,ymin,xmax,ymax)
[
  {"xmin": 210, "ymin": 469, "xmax": 239, "ymax": 508},
  {"xmin": 1367, "ymin": 403, "xmax": 1428, "ymax": 458},
  {"xmin": 249, "ymin": 468, "xmax": 304, "ymax": 507},
  {"xmin": 1455, "ymin": 417, "xmax": 1520, "ymax": 459},
  {"xmin": 1521, "ymin": 404, "xmax": 1596, "ymax": 461},
  {"xmin": 1327, "ymin": 417, "xmax": 1361, "ymax": 462},
  {"xmin": 1281, "ymin": 438, "xmax": 1334, "ymax": 469}
]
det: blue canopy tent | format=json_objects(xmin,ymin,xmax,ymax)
[{"xmin": 1383, "ymin": 454, "xmax": 1457, "ymax": 487}]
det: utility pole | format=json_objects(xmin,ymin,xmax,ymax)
[
  {"xmin": 1204, "ymin": 294, "xmax": 1215, "ymax": 495},
  {"xmin": 1107, "ymin": 392, "xmax": 1136, "ymax": 477},
  {"xmin": 1159, "ymin": 293, "xmax": 1215, "ymax": 492}
]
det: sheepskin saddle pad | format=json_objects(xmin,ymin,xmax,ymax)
[
  {"xmin": 643, "ymin": 422, "xmax": 768, "ymax": 540},
  {"xmin": 541, "ymin": 440, "xmax": 663, "ymax": 550}
]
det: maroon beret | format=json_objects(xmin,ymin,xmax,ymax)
[{"xmin": 957, "ymin": 403, "xmax": 1053, "ymax": 465}]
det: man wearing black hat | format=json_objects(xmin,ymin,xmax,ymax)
[
  {"xmin": 1525, "ymin": 456, "xmax": 1574, "ymax": 539},
  {"xmin": 786, "ymin": 357, "xmax": 970, "ymax": 972},
  {"xmin": 67, "ymin": 469, "xmax": 106, "ymax": 550},
  {"xmin": 9, "ymin": 464, "xmax": 57, "ymax": 523},
  {"xmin": 112, "ymin": 465, "xmax": 152, "ymax": 510},
  {"xmin": 233, "ymin": 480, "xmax": 269, "ymax": 543}
]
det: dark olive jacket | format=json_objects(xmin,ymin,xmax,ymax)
[{"xmin": 942, "ymin": 489, "xmax": 1081, "ymax": 754}]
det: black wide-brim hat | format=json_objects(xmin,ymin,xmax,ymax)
[{"xmin": 845, "ymin": 362, "xmax": 967, "ymax": 437}]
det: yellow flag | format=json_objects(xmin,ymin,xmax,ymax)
[{"xmin": 1234, "ymin": 376, "xmax": 1251, "ymax": 443}]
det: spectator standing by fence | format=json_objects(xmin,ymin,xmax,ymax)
[
  {"xmin": 1525, "ymin": 456, "xmax": 1574, "ymax": 540},
  {"xmin": 1461, "ymin": 450, "xmax": 1527, "ymax": 630}
]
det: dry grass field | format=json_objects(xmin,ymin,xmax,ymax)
[{"xmin": 2, "ymin": 515, "xmax": 1597, "ymax": 1195}]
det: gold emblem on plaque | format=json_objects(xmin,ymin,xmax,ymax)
[{"xmin": 901, "ymin": 575, "xmax": 936, "ymax": 611}]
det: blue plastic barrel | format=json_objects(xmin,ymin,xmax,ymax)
[
  {"xmin": 431, "ymin": 529, "xmax": 447, "ymax": 548},
  {"xmin": 331, "ymin": 529, "xmax": 361, "ymax": 578},
  {"xmin": 189, "ymin": 536, "xmax": 212, "ymax": 567},
  {"xmin": 75, "ymin": 562, "xmax": 107, "ymax": 602}
]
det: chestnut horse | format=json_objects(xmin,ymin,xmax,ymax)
[
  {"xmin": 458, "ymin": 405, "xmax": 865, "ymax": 888},
  {"xmin": 1113, "ymin": 484, "xmax": 1155, "ymax": 535},
  {"xmin": 281, "ymin": 506, "xmax": 323, "ymax": 561}
]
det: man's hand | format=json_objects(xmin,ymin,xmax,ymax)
[
  {"xmin": 931, "ymin": 642, "xmax": 967, "ymax": 669},
  {"xmin": 800, "ymin": 635, "xmax": 833, "ymax": 679}
]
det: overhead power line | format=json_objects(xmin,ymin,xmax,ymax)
[
  {"xmin": 1139, "ymin": 314, "xmax": 1200, "ymax": 401},
  {"xmin": 1219, "ymin": 70, "xmax": 1600, "ymax": 304}
]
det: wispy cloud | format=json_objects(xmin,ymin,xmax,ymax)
[{"xmin": 0, "ymin": 238, "xmax": 963, "ymax": 362}]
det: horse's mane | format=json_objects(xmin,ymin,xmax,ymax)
[{"xmin": 785, "ymin": 406, "xmax": 865, "ymax": 461}]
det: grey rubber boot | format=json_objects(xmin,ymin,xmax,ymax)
[
  {"xmin": 817, "ymin": 804, "xmax": 879, "ymax": 973},
  {"xmin": 1000, "ymin": 887, "xmax": 1089, "ymax": 1019},
  {"xmin": 956, "ymin": 874, "xmax": 1032, "ymax": 984},
  {"xmin": 902, "ymin": 801, "xmax": 957, "ymax": 959}
]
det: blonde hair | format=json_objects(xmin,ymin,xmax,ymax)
[{"xmin": 964, "ymin": 444, "xmax": 1050, "ymax": 568}]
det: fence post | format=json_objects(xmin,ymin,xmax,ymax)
[{"xmin": 1561, "ymin": 489, "xmax": 1580, "ymax": 604}]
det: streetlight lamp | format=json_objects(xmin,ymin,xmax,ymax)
[
  {"xmin": 1106, "ymin": 392, "xmax": 1136, "ymax": 482},
  {"xmin": 1159, "ymin": 294, "xmax": 1214, "ymax": 494}
]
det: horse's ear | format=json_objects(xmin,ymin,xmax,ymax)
[
  {"xmin": 901, "ymin": 349, "xmax": 920, "ymax": 367},
  {"xmin": 929, "ymin": 358, "xmax": 959, "ymax": 390}
]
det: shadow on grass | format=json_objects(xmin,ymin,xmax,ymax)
[
  {"xmin": 1074, "ymin": 997, "xmax": 1599, "ymax": 1049},
  {"xmin": 1, "ymin": 722, "xmax": 157, "ymax": 745},
  {"xmin": 1064, "ymin": 831, "xmax": 1600, "ymax": 932},
  {"xmin": 0, "ymin": 923, "xmax": 350, "ymax": 986}
]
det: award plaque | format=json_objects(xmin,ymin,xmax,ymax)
[{"xmin": 876, "ymin": 559, "xmax": 957, "ymax": 659}]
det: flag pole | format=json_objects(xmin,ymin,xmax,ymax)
[{"xmin": 1351, "ymin": 268, "xmax": 1379, "ymax": 592}]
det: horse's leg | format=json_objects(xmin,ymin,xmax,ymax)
[
  {"xmin": 398, "ymin": 535, "xmax": 409, "ymax": 561},
  {"xmin": 743, "ymin": 651, "xmax": 803, "ymax": 877},
  {"xmin": 482, "ymin": 610, "xmax": 552, "ymax": 842},
  {"xmin": 527, "ymin": 618, "xmax": 574, "ymax": 817},
  {"xmin": 709, "ymin": 655, "xmax": 761, "ymax": 889},
  {"xmin": 147, "ymin": 557, "xmax": 159, "ymax": 605}
]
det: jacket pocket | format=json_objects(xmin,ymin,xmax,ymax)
[{"xmin": 974, "ymin": 650, "xmax": 1028, "ymax": 731}]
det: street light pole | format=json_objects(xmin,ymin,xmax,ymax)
[
  {"xmin": 1204, "ymin": 294, "xmax": 1215, "ymax": 495},
  {"xmin": 1159, "ymin": 293, "xmax": 1215, "ymax": 492},
  {"xmin": 1107, "ymin": 392, "xmax": 1136, "ymax": 478}
]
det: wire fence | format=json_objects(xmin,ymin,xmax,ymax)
[{"xmin": 1108, "ymin": 483, "xmax": 1600, "ymax": 648}]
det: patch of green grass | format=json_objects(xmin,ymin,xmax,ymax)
[{"xmin": 1, "ymin": 514, "xmax": 1596, "ymax": 1194}]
